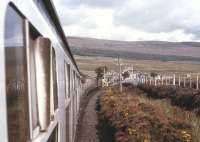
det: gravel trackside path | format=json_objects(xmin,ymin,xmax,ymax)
[{"xmin": 75, "ymin": 89, "xmax": 101, "ymax": 142}]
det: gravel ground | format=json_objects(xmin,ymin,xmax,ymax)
[{"xmin": 75, "ymin": 89, "xmax": 101, "ymax": 142}]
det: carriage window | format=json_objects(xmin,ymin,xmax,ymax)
[
  {"xmin": 5, "ymin": 5, "xmax": 29, "ymax": 142},
  {"xmin": 65, "ymin": 63, "xmax": 70, "ymax": 99},
  {"xmin": 52, "ymin": 48, "xmax": 58, "ymax": 110}
]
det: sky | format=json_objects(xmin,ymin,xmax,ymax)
[{"xmin": 53, "ymin": 0, "xmax": 200, "ymax": 41}]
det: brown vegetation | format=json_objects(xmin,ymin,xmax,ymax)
[{"xmin": 98, "ymin": 87, "xmax": 193, "ymax": 142}]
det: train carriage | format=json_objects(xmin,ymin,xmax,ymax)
[{"xmin": 0, "ymin": 0, "xmax": 95, "ymax": 142}]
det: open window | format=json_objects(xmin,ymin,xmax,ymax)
[
  {"xmin": 29, "ymin": 24, "xmax": 58, "ymax": 133},
  {"xmin": 34, "ymin": 37, "xmax": 58, "ymax": 131},
  {"xmin": 34, "ymin": 37, "xmax": 51, "ymax": 131}
]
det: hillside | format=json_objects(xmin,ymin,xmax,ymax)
[{"xmin": 67, "ymin": 36, "xmax": 200, "ymax": 61}]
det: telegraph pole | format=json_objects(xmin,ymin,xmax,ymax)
[
  {"xmin": 118, "ymin": 57, "xmax": 122, "ymax": 92},
  {"xmin": 103, "ymin": 66, "xmax": 106, "ymax": 79}
]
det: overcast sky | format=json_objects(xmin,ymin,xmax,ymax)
[{"xmin": 53, "ymin": 0, "xmax": 200, "ymax": 41}]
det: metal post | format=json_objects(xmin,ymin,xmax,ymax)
[
  {"xmin": 161, "ymin": 76, "xmax": 164, "ymax": 85},
  {"xmin": 178, "ymin": 75, "xmax": 181, "ymax": 87}
]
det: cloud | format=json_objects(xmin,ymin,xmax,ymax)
[
  {"xmin": 113, "ymin": 0, "xmax": 200, "ymax": 37},
  {"xmin": 55, "ymin": 6, "xmax": 86, "ymax": 26},
  {"xmin": 56, "ymin": 0, "xmax": 128, "ymax": 8},
  {"xmin": 62, "ymin": 7, "xmax": 115, "ymax": 39},
  {"xmin": 53, "ymin": 0, "xmax": 200, "ymax": 41}
]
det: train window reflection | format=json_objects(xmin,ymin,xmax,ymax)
[{"xmin": 5, "ymin": 5, "xmax": 29, "ymax": 142}]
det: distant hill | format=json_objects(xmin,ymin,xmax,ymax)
[{"xmin": 67, "ymin": 36, "xmax": 200, "ymax": 61}]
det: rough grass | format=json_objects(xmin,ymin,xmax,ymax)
[
  {"xmin": 137, "ymin": 95, "xmax": 200, "ymax": 142},
  {"xmin": 74, "ymin": 55, "xmax": 200, "ymax": 75},
  {"xmin": 138, "ymin": 85, "xmax": 200, "ymax": 115},
  {"xmin": 98, "ymin": 87, "xmax": 193, "ymax": 142}
]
